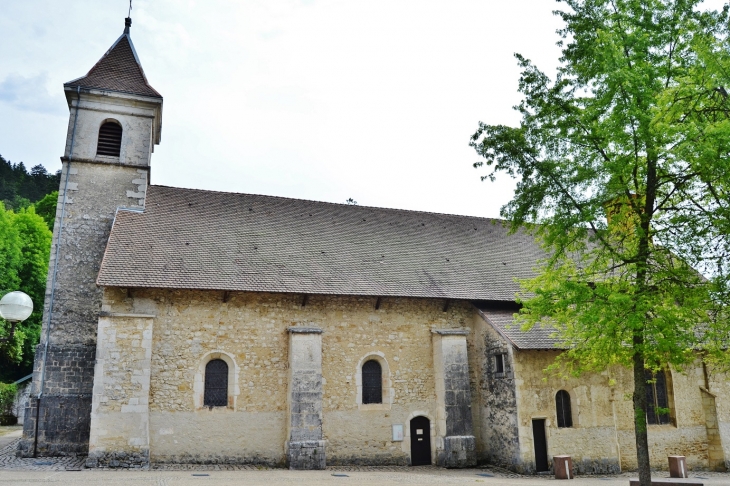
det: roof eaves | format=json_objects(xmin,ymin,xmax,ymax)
[{"xmin": 62, "ymin": 84, "xmax": 163, "ymax": 100}]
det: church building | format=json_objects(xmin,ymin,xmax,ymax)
[{"xmin": 18, "ymin": 17, "xmax": 730, "ymax": 473}]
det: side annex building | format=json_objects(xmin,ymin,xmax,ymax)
[{"xmin": 18, "ymin": 17, "xmax": 730, "ymax": 473}]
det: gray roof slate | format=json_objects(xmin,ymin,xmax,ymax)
[
  {"xmin": 97, "ymin": 185, "xmax": 547, "ymax": 300},
  {"xmin": 476, "ymin": 307, "xmax": 566, "ymax": 350}
]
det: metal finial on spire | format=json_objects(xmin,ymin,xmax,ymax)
[{"xmin": 124, "ymin": 0, "xmax": 132, "ymax": 34}]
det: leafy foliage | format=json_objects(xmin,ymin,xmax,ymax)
[
  {"xmin": 0, "ymin": 382, "xmax": 17, "ymax": 417},
  {"xmin": 0, "ymin": 205, "xmax": 51, "ymax": 375},
  {"xmin": 34, "ymin": 192, "xmax": 58, "ymax": 231},
  {"xmin": 0, "ymin": 158, "xmax": 56, "ymax": 382},
  {"xmin": 470, "ymin": 1, "xmax": 730, "ymax": 483}
]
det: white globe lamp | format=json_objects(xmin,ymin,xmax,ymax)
[{"xmin": 0, "ymin": 291, "xmax": 33, "ymax": 342}]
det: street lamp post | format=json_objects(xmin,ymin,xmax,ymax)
[{"xmin": 0, "ymin": 291, "xmax": 34, "ymax": 342}]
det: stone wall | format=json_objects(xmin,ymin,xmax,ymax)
[
  {"xmin": 705, "ymin": 365, "xmax": 730, "ymax": 470},
  {"xmin": 512, "ymin": 350, "xmax": 714, "ymax": 473},
  {"xmin": 96, "ymin": 288, "xmax": 473, "ymax": 466},
  {"xmin": 473, "ymin": 313, "xmax": 521, "ymax": 469},
  {"xmin": 20, "ymin": 89, "xmax": 159, "ymax": 457},
  {"xmin": 86, "ymin": 315, "xmax": 154, "ymax": 468},
  {"xmin": 287, "ymin": 328, "xmax": 325, "ymax": 469},
  {"xmin": 18, "ymin": 344, "xmax": 95, "ymax": 457},
  {"xmin": 12, "ymin": 379, "xmax": 31, "ymax": 425},
  {"xmin": 62, "ymin": 91, "xmax": 159, "ymax": 167},
  {"xmin": 432, "ymin": 331, "xmax": 476, "ymax": 467}
]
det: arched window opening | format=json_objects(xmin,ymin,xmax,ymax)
[
  {"xmin": 555, "ymin": 390, "xmax": 572, "ymax": 428},
  {"xmin": 362, "ymin": 359, "xmax": 382, "ymax": 404},
  {"xmin": 204, "ymin": 359, "xmax": 228, "ymax": 408},
  {"xmin": 97, "ymin": 121, "xmax": 122, "ymax": 157},
  {"xmin": 646, "ymin": 370, "xmax": 671, "ymax": 425}
]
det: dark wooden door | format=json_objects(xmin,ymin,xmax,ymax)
[
  {"xmin": 410, "ymin": 416, "xmax": 431, "ymax": 466},
  {"xmin": 532, "ymin": 419, "xmax": 549, "ymax": 472}
]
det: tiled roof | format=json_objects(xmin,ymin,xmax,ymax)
[
  {"xmin": 476, "ymin": 307, "xmax": 566, "ymax": 350},
  {"xmin": 65, "ymin": 24, "xmax": 161, "ymax": 99},
  {"xmin": 97, "ymin": 185, "xmax": 547, "ymax": 300}
]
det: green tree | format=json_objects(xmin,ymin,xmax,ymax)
[
  {"xmin": 34, "ymin": 191, "xmax": 58, "ymax": 231},
  {"xmin": 0, "ymin": 382, "xmax": 17, "ymax": 419},
  {"xmin": 0, "ymin": 205, "xmax": 51, "ymax": 378},
  {"xmin": 470, "ymin": 1, "xmax": 730, "ymax": 483},
  {"xmin": 0, "ymin": 204, "xmax": 24, "ymax": 364},
  {"xmin": 12, "ymin": 207, "xmax": 51, "ymax": 369}
]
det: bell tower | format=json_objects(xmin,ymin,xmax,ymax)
[{"xmin": 19, "ymin": 17, "xmax": 163, "ymax": 457}]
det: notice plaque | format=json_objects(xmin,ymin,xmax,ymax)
[{"xmin": 392, "ymin": 424, "xmax": 404, "ymax": 441}]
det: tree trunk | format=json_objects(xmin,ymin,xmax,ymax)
[
  {"xmin": 632, "ymin": 344, "xmax": 652, "ymax": 486},
  {"xmin": 633, "ymin": 134, "xmax": 658, "ymax": 486}
]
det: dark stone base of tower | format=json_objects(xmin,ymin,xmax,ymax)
[{"xmin": 18, "ymin": 344, "xmax": 96, "ymax": 457}]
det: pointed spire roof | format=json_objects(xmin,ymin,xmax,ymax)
[{"xmin": 65, "ymin": 17, "xmax": 162, "ymax": 99}]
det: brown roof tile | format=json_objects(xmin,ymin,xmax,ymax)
[
  {"xmin": 65, "ymin": 22, "xmax": 161, "ymax": 99},
  {"xmin": 97, "ymin": 185, "xmax": 547, "ymax": 300}
]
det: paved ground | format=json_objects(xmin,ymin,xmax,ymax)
[
  {"xmin": 2, "ymin": 468, "xmax": 730, "ymax": 486},
  {"xmin": 0, "ymin": 428, "xmax": 21, "ymax": 451},
  {"xmin": 2, "ymin": 434, "xmax": 730, "ymax": 485}
]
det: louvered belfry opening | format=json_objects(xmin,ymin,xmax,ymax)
[
  {"xmin": 204, "ymin": 359, "xmax": 228, "ymax": 408},
  {"xmin": 97, "ymin": 121, "xmax": 123, "ymax": 157},
  {"xmin": 362, "ymin": 359, "xmax": 382, "ymax": 404},
  {"xmin": 555, "ymin": 390, "xmax": 573, "ymax": 428}
]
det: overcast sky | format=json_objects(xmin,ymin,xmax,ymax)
[{"xmin": 1, "ymin": 1, "xmax": 725, "ymax": 218}]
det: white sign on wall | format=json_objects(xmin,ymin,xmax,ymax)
[{"xmin": 392, "ymin": 424, "xmax": 404, "ymax": 442}]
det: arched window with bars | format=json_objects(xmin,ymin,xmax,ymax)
[
  {"xmin": 204, "ymin": 359, "xmax": 228, "ymax": 408},
  {"xmin": 555, "ymin": 390, "xmax": 573, "ymax": 428},
  {"xmin": 96, "ymin": 120, "xmax": 123, "ymax": 157},
  {"xmin": 361, "ymin": 359, "xmax": 382, "ymax": 404},
  {"xmin": 646, "ymin": 369, "xmax": 671, "ymax": 425}
]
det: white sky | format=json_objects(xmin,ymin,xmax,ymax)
[{"xmin": 1, "ymin": 1, "xmax": 725, "ymax": 218}]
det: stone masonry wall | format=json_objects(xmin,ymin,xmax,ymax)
[
  {"xmin": 473, "ymin": 314, "xmax": 521, "ymax": 469},
  {"xmin": 21, "ymin": 89, "xmax": 158, "ymax": 457},
  {"xmin": 513, "ymin": 350, "xmax": 712, "ymax": 473},
  {"xmin": 86, "ymin": 315, "xmax": 154, "ymax": 468},
  {"xmin": 432, "ymin": 331, "xmax": 476, "ymax": 467},
  {"xmin": 705, "ymin": 366, "xmax": 730, "ymax": 470},
  {"xmin": 286, "ymin": 329, "xmax": 325, "ymax": 469},
  {"xmin": 98, "ymin": 288, "xmax": 472, "ymax": 465},
  {"xmin": 63, "ymin": 92, "xmax": 157, "ymax": 167}
]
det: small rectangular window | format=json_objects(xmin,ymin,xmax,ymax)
[{"xmin": 495, "ymin": 354, "xmax": 505, "ymax": 374}]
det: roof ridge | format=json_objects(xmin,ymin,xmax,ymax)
[{"xmin": 148, "ymin": 184, "xmax": 509, "ymax": 223}]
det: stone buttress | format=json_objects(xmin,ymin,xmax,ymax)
[
  {"xmin": 432, "ymin": 329, "xmax": 477, "ymax": 468},
  {"xmin": 286, "ymin": 327, "xmax": 326, "ymax": 469}
]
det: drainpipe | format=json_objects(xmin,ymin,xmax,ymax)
[{"xmin": 33, "ymin": 86, "xmax": 81, "ymax": 457}]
